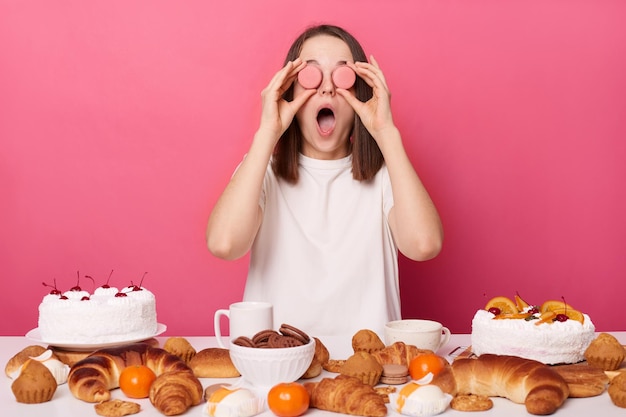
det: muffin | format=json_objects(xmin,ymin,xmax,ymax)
[
  {"xmin": 340, "ymin": 351, "xmax": 383, "ymax": 386},
  {"xmin": 163, "ymin": 337, "xmax": 197, "ymax": 363},
  {"xmin": 608, "ymin": 372, "xmax": 626, "ymax": 408},
  {"xmin": 11, "ymin": 359, "xmax": 57, "ymax": 403},
  {"xmin": 584, "ymin": 333, "xmax": 626, "ymax": 371},
  {"xmin": 352, "ymin": 329, "xmax": 385, "ymax": 353}
]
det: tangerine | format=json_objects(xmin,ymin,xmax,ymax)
[
  {"xmin": 267, "ymin": 382, "xmax": 310, "ymax": 417},
  {"xmin": 119, "ymin": 365, "xmax": 157, "ymax": 399},
  {"xmin": 408, "ymin": 353, "xmax": 446, "ymax": 381}
]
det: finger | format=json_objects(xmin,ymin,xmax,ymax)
[
  {"xmin": 284, "ymin": 58, "xmax": 306, "ymax": 83},
  {"xmin": 369, "ymin": 55, "xmax": 380, "ymax": 69},
  {"xmin": 355, "ymin": 61, "xmax": 390, "ymax": 93},
  {"xmin": 267, "ymin": 59, "xmax": 305, "ymax": 95},
  {"xmin": 336, "ymin": 89, "xmax": 365, "ymax": 114},
  {"xmin": 289, "ymin": 89, "xmax": 316, "ymax": 111}
]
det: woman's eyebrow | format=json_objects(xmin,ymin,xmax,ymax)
[{"xmin": 304, "ymin": 59, "xmax": 350, "ymax": 65}]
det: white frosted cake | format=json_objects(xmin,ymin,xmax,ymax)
[
  {"xmin": 38, "ymin": 284, "xmax": 158, "ymax": 344},
  {"xmin": 471, "ymin": 308, "xmax": 595, "ymax": 365}
]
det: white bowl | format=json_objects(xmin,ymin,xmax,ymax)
[{"xmin": 229, "ymin": 338, "xmax": 315, "ymax": 387}]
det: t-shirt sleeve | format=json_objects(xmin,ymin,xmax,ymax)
[{"xmin": 381, "ymin": 164, "xmax": 394, "ymax": 217}]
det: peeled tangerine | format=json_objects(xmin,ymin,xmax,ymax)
[
  {"xmin": 203, "ymin": 386, "xmax": 263, "ymax": 417},
  {"xmin": 389, "ymin": 383, "xmax": 452, "ymax": 417}
]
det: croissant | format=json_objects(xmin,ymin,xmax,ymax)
[
  {"xmin": 304, "ymin": 375, "xmax": 387, "ymax": 417},
  {"xmin": 431, "ymin": 354, "xmax": 569, "ymax": 415},
  {"xmin": 370, "ymin": 341, "xmax": 431, "ymax": 367},
  {"xmin": 149, "ymin": 370, "xmax": 203, "ymax": 416},
  {"xmin": 68, "ymin": 343, "xmax": 203, "ymax": 416}
]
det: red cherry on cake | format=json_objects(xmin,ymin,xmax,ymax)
[
  {"xmin": 81, "ymin": 296, "xmax": 90, "ymax": 301},
  {"xmin": 100, "ymin": 269, "xmax": 114, "ymax": 289},
  {"xmin": 115, "ymin": 292, "xmax": 128, "ymax": 297},
  {"xmin": 488, "ymin": 307, "xmax": 501, "ymax": 316},
  {"xmin": 69, "ymin": 271, "xmax": 82, "ymax": 291},
  {"xmin": 555, "ymin": 313, "xmax": 568, "ymax": 322},
  {"xmin": 42, "ymin": 280, "xmax": 62, "ymax": 295},
  {"xmin": 128, "ymin": 272, "xmax": 148, "ymax": 292}
]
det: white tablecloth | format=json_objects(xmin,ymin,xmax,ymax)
[{"xmin": 1, "ymin": 333, "xmax": 624, "ymax": 416}]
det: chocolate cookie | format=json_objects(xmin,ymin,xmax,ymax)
[
  {"xmin": 277, "ymin": 336, "xmax": 304, "ymax": 348},
  {"xmin": 232, "ymin": 336, "xmax": 256, "ymax": 348},
  {"xmin": 279, "ymin": 324, "xmax": 310, "ymax": 344},
  {"xmin": 252, "ymin": 329, "xmax": 279, "ymax": 345}
]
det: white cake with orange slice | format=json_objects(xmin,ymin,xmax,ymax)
[{"xmin": 470, "ymin": 294, "xmax": 595, "ymax": 364}]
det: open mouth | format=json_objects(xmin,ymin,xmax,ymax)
[{"xmin": 316, "ymin": 108, "xmax": 336, "ymax": 135}]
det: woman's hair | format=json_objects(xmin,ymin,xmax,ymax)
[{"xmin": 271, "ymin": 24, "xmax": 384, "ymax": 183}]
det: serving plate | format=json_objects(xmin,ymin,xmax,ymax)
[{"xmin": 25, "ymin": 323, "xmax": 167, "ymax": 351}]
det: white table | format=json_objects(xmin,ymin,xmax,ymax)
[{"xmin": 1, "ymin": 333, "xmax": 624, "ymax": 416}]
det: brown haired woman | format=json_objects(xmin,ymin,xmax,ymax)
[{"xmin": 206, "ymin": 24, "xmax": 443, "ymax": 338}]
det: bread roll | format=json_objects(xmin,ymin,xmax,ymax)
[
  {"xmin": 188, "ymin": 348, "xmax": 240, "ymax": 378},
  {"xmin": 5, "ymin": 345, "xmax": 47, "ymax": 377},
  {"xmin": 552, "ymin": 363, "xmax": 609, "ymax": 397},
  {"xmin": 163, "ymin": 337, "xmax": 196, "ymax": 363}
]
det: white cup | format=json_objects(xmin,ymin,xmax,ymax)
[
  {"xmin": 384, "ymin": 319, "xmax": 451, "ymax": 352},
  {"xmin": 214, "ymin": 301, "xmax": 273, "ymax": 348}
]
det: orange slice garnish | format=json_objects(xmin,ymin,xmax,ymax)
[
  {"xmin": 540, "ymin": 300, "xmax": 575, "ymax": 314},
  {"xmin": 485, "ymin": 296, "xmax": 518, "ymax": 315},
  {"xmin": 552, "ymin": 308, "xmax": 585, "ymax": 324}
]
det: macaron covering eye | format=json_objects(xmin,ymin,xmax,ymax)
[{"xmin": 297, "ymin": 65, "xmax": 356, "ymax": 90}]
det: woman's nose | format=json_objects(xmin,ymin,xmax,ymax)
[{"xmin": 318, "ymin": 73, "xmax": 335, "ymax": 95}]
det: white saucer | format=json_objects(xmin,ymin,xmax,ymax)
[{"xmin": 25, "ymin": 323, "xmax": 167, "ymax": 351}]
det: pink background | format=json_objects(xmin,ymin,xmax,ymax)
[{"xmin": 2, "ymin": 1, "xmax": 625, "ymax": 337}]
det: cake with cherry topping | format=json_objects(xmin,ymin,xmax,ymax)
[
  {"xmin": 470, "ymin": 294, "xmax": 595, "ymax": 364},
  {"xmin": 37, "ymin": 273, "xmax": 158, "ymax": 344}
]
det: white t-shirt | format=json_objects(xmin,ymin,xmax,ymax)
[{"xmin": 243, "ymin": 154, "xmax": 399, "ymax": 339}]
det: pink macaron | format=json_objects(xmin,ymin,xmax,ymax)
[
  {"xmin": 332, "ymin": 66, "xmax": 356, "ymax": 89},
  {"xmin": 298, "ymin": 65, "xmax": 323, "ymax": 89},
  {"xmin": 298, "ymin": 65, "xmax": 357, "ymax": 90}
]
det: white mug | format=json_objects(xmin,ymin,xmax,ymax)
[
  {"xmin": 384, "ymin": 319, "xmax": 451, "ymax": 352},
  {"xmin": 214, "ymin": 301, "xmax": 273, "ymax": 348}
]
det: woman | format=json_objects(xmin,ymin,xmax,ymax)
[{"xmin": 206, "ymin": 25, "xmax": 443, "ymax": 338}]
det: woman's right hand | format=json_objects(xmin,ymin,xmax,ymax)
[{"xmin": 258, "ymin": 58, "xmax": 315, "ymax": 141}]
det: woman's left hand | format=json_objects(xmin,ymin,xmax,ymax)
[{"xmin": 337, "ymin": 55, "xmax": 396, "ymax": 141}]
